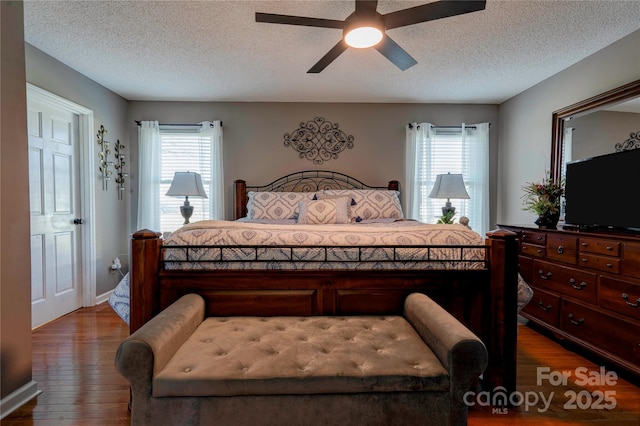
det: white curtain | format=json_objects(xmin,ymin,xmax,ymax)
[
  {"xmin": 562, "ymin": 126, "xmax": 573, "ymax": 179},
  {"xmin": 136, "ymin": 120, "xmax": 161, "ymax": 231},
  {"xmin": 560, "ymin": 126, "xmax": 573, "ymax": 219},
  {"xmin": 464, "ymin": 123, "xmax": 490, "ymax": 235},
  {"xmin": 405, "ymin": 123, "xmax": 432, "ymax": 220},
  {"xmin": 199, "ymin": 121, "xmax": 224, "ymax": 219}
]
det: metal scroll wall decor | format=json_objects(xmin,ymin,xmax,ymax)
[
  {"xmin": 113, "ymin": 139, "xmax": 127, "ymax": 200},
  {"xmin": 284, "ymin": 117, "xmax": 354, "ymax": 165},
  {"xmin": 97, "ymin": 125, "xmax": 127, "ymax": 199},
  {"xmin": 614, "ymin": 131, "xmax": 640, "ymax": 152},
  {"xmin": 97, "ymin": 125, "xmax": 113, "ymax": 190}
]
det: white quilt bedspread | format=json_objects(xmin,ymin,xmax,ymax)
[{"xmin": 162, "ymin": 220, "xmax": 486, "ymax": 270}]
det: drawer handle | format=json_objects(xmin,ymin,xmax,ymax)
[
  {"xmin": 621, "ymin": 293, "xmax": 640, "ymax": 308},
  {"xmin": 581, "ymin": 258, "xmax": 588, "ymax": 263},
  {"xmin": 581, "ymin": 242, "xmax": 588, "ymax": 247},
  {"xmin": 606, "ymin": 263, "xmax": 613, "ymax": 269},
  {"xmin": 568, "ymin": 313, "xmax": 585, "ymax": 326},
  {"xmin": 569, "ymin": 279, "xmax": 587, "ymax": 290},
  {"xmin": 537, "ymin": 249, "xmax": 543, "ymax": 254},
  {"xmin": 536, "ymin": 236, "xmax": 544, "ymax": 241},
  {"xmin": 557, "ymin": 245, "xmax": 564, "ymax": 254},
  {"xmin": 538, "ymin": 270, "xmax": 552, "ymax": 280},
  {"xmin": 538, "ymin": 301, "xmax": 552, "ymax": 312},
  {"xmin": 606, "ymin": 246, "xmax": 613, "ymax": 251}
]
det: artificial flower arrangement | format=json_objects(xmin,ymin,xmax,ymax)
[{"xmin": 521, "ymin": 173, "xmax": 565, "ymax": 228}]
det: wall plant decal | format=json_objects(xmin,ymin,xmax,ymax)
[{"xmin": 284, "ymin": 117, "xmax": 354, "ymax": 165}]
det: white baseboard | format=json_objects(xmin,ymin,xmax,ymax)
[
  {"xmin": 0, "ymin": 380, "xmax": 42, "ymax": 419},
  {"xmin": 95, "ymin": 289, "xmax": 113, "ymax": 305}
]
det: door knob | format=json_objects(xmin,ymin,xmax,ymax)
[{"xmin": 73, "ymin": 218, "xmax": 84, "ymax": 225}]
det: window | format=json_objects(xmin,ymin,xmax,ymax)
[
  {"xmin": 137, "ymin": 121, "xmax": 223, "ymax": 234},
  {"xmin": 406, "ymin": 123, "xmax": 489, "ymax": 234},
  {"xmin": 159, "ymin": 128, "xmax": 214, "ymax": 232}
]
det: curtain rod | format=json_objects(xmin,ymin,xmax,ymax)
[
  {"xmin": 135, "ymin": 120, "xmax": 222, "ymax": 127},
  {"xmin": 407, "ymin": 123, "xmax": 491, "ymax": 130}
]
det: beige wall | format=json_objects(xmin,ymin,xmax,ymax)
[
  {"xmin": 570, "ymin": 110, "xmax": 640, "ymax": 160},
  {"xmin": 498, "ymin": 29, "xmax": 640, "ymax": 226},
  {"xmin": 1, "ymin": 0, "xmax": 32, "ymax": 401},
  {"xmin": 25, "ymin": 44, "xmax": 131, "ymax": 296},
  {"xmin": 128, "ymin": 101, "xmax": 500, "ymax": 227}
]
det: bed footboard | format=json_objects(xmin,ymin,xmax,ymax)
[{"xmin": 130, "ymin": 227, "xmax": 518, "ymax": 395}]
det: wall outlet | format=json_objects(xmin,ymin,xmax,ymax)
[{"xmin": 110, "ymin": 257, "xmax": 122, "ymax": 270}]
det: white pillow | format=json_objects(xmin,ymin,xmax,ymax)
[
  {"xmin": 319, "ymin": 189, "xmax": 403, "ymax": 221},
  {"xmin": 247, "ymin": 192, "xmax": 315, "ymax": 220},
  {"xmin": 297, "ymin": 197, "xmax": 351, "ymax": 224}
]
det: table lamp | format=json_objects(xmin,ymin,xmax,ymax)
[
  {"xmin": 428, "ymin": 173, "xmax": 470, "ymax": 216},
  {"xmin": 166, "ymin": 172, "xmax": 208, "ymax": 224}
]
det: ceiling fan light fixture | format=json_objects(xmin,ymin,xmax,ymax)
[
  {"xmin": 345, "ymin": 26, "xmax": 383, "ymax": 48},
  {"xmin": 343, "ymin": 12, "xmax": 384, "ymax": 49}
]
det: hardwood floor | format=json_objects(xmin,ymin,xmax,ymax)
[
  {"xmin": 3, "ymin": 304, "xmax": 639, "ymax": 425},
  {"xmin": 468, "ymin": 320, "xmax": 640, "ymax": 425},
  {"xmin": 3, "ymin": 303, "xmax": 130, "ymax": 425}
]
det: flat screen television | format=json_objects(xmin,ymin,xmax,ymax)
[{"xmin": 564, "ymin": 148, "xmax": 640, "ymax": 231}]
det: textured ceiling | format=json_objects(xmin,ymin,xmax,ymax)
[{"xmin": 23, "ymin": 0, "xmax": 640, "ymax": 103}]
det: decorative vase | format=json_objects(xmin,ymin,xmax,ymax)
[{"xmin": 535, "ymin": 211, "xmax": 560, "ymax": 229}]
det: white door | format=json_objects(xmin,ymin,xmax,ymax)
[{"xmin": 28, "ymin": 98, "xmax": 82, "ymax": 328}]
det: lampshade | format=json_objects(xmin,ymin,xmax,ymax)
[
  {"xmin": 344, "ymin": 14, "xmax": 384, "ymax": 48},
  {"xmin": 428, "ymin": 173, "xmax": 470, "ymax": 200},
  {"xmin": 166, "ymin": 172, "xmax": 208, "ymax": 198}
]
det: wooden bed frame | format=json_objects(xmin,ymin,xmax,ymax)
[{"xmin": 130, "ymin": 170, "xmax": 519, "ymax": 395}]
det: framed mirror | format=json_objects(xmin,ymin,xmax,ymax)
[{"xmin": 550, "ymin": 79, "xmax": 640, "ymax": 183}]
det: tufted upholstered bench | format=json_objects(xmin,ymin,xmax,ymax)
[{"xmin": 115, "ymin": 292, "xmax": 487, "ymax": 426}]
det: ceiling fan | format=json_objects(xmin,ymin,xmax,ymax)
[{"xmin": 256, "ymin": 0, "xmax": 487, "ymax": 73}]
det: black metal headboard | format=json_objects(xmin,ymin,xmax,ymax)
[{"xmin": 233, "ymin": 170, "xmax": 399, "ymax": 220}]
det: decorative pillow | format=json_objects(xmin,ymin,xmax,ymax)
[
  {"xmin": 314, "ymin": 193, "xmax": 357, "ymax": 206},
  {"xmin": 297, "ymin": 198, "xmax": 350, "ymax": 224},
  {"xmin": 319, "ymin": 189, "xmax": 404, "ymax": 221},
  {"xmin": 247, "ymin": 192, "xmax": 315, "ymax": 220}
]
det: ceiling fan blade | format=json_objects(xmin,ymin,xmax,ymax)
[
  {"xmin": 383, "ymin": 0, "xmax": 486, "ymax": 30},
  {"xmin": 374, "ymin": 35, "xmax": 417, "ymax": 71},
  {"xmin": 355, "ymin": 0, "xmax": 378, "ymax": 14},
  {"xmin": 308, "ymin": 40, "xmax": 349, "ymax": 73},
  {"xmin": 256, "ymin": 12, "xmax": 344, "ymax": 29}
]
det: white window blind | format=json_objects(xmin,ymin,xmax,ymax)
[
  {"xmin": 420, "ymin": 128, "xmax": 468, "ymax": 220},
  {"xmin": 160, "ymin": 128, "xmax": 213, "ymax": 232}
]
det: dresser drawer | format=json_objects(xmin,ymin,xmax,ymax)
[
  {"xmin": 522, "ymin": 243, "xmax": 546, "ymax": 258},
  {"xmin": 546, "ymin": 234, "xmax": 578, "ymax": 265},
  {"xmin": 561, "ymin": 299, "xmax": 640, "ymax": 365},
  {"xmin": 521, "ymin": 231, "xmax": 547, "ymax": 246},
  {"xmin": 522, "ymin": 286, "xmax": 560, "ymax": 327},
  {"xmin": 579, "ymin": 253, "xmax": 621, "ymax": 274},
  {"xmin": 533, "ymin": 260, "xmax": 597, "ymax": 303},
  {"xmin": 622, "ymin": 242, "xmax": 640, "ymax": 278},
  {"xmin": 579, "ymin": 237, "xmax": 621, "ymax": 256},
  {"xmin": 600, "ymin": 276, "xmax": 640, "ymax": 321}
]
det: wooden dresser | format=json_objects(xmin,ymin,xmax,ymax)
[{"xmin": 500, "ymin": 224, "xmax": 640, "ymax": 376}]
